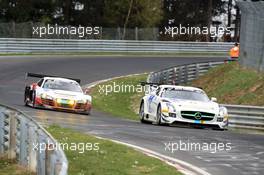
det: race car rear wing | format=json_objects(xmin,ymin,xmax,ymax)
[
  {"xmin": 26, "ymin": 73, "xmax": 81, "ymax": 84},
  {"xmin": 140, "ymin": 82, "xmax": 160, "ymax": 86}
]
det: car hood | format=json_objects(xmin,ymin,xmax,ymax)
[
  {"xmin": 166, "ymin": 98, "xmax": 219, "ymax": 113},
  {"xmin": 42, "ymin": 89, "xmax": 91, "ymax": 101}
]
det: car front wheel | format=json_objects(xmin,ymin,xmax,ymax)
[
  {"xmin": 156, "ymin": 105, "xmax": 162, "ymax": 125},
  {"xmin": 139, "ymin": 102, "xmax": 148, "ymax": 123}
]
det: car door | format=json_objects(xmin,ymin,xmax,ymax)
[{"xmin": 148, "ymin": 87, "xmax": 162, "ymax": 117}]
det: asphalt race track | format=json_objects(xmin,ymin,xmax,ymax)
[{"xmin": 0, "ymin": 55, "xmax": 263, "ymax": 175}]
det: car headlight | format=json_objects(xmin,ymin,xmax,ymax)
[
  {"xmin": 219, "ymin": 109, "xmax": 224, "ymax": 116},
  {"xmin": 56, "ymin": 98, "xmax": 62, "ymax": 103},
  {"xmin": 219, "ymin": 107, "xmax": 228, "ymax": 117},
  {"xmin": 77, "ymin": 99, "xmax": 88, "ymax": 104},
  {"xmin": 68, "ymin": 100, "xmax": 75, "ymax": 105},
  {"xmin": 41, "ymin": 93, "xmax": 53, "ymax": 100},
  {"xmin": 166, "ymin": 103, "xmax": 176, "ymax": 113}
]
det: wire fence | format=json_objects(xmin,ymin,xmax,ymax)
[
  {"xmin": 0, "ymin": 22, "xmax": 230, "ymax": 41},
  {"xmin": 0, "ymin": 22, "xmax": 160, "ymax": 40}
]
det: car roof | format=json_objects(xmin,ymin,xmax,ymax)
[
  {"xmin": 159, "ymin": 85, "xmax": 204, "ymax": 92},
  {"xmin": 43, "ymin": 77, "xmax": 78, "ymax": 83}
]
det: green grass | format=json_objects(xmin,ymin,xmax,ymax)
[
  {"xmin": 47, "ymin": 125, "xmax": 181, "ymax": 175},
  {"xmin": 91, "ymin": 74, "xmax": 147, "ymax": 120},
  {"xmin": 191, "ymin": 62, "xmax": 264, "ymax": 106},
  {"xmin": 0, "ymin": 159, "xmax": 33, "ymax": 175}
]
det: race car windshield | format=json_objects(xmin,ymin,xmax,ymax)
[
  {"xmin": 162, "ymin": 90, "xmax": 210, "ymax": 102},
  {"xmin": 43, "ymin": 79, "xmax": 82, "ymax": 93}
]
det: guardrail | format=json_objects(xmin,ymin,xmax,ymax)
[
  {"xmin": 0, "ymin": 38, "xmax": 234, "ymax": 54},
  {"xmin": 147, "ymin": 61, "xmax": 264, "ymax": 130},
  {"xmin": 0, "ymin": 104, "xmax": 68, "ymax": 175},
  {"xmin": 147, "ymin": 61, "xmax": 226, "ymax": 84},
  {"xmin": 224, "ymin": 104, "xmax": 264, "ymax": 130}
]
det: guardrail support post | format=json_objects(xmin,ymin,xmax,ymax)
[
  {"xmin": 0, "ymin": 111, "xmax": 5, "ymax": 155},
  {"xmin": 37, "ymin": 132, "xmax": 46, "ymax": 175},
  {"xmin": 18, "ymin": 117, "xmax": 28, "ymax": 166},
  {"xmin": 208, "ymin": 62, "xmax": 212, "ymax": 69},
  {"xmin": 178, "ymin": 66, "xmax": 183, "ymax": 84},
  {"xmin": 8, "ymin": 112, "xmax": 17, "ymax": 159},
  {"xmin": 45, "ymin": 139, "xmax": 55, "ymax": 175},
  {"xmin": 135, "ymin": 27, "xmax": 138, "ymax": 40},
  {"xmin": 195, "ymin": 64, "xmax": 200, "ymax": 78},
  {"xmin": 172, "ymin": 68, "xmax": 177, "ymax": 85},
  {"xmin": 28, "ymin": 125, "xmax": 37, "ymax": 172},
  {"xmin": 184, "ymin": 65, "xmax": 188, "ymax": 83}
]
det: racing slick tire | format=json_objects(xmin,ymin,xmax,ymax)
[
  {"xmin": 83, "ymin": 110, "xmax": 91, "ymax": 115},
  {"xmin": 212, "ymin": 128, "xmax": 226, "ymax": 131},
  {"xmin": 31, "ymin": 90, "xmax": 37, "ymax": 108},
  {"xmin": 155, "ymin": 105, "xmax": 162, "ymax": 125},
  {"xmin": 139, "ymin": 101, "xmax": 149, "ymax": 124},
  {"xmin": 24, "ymin": 86, "xmax": 30, "ymax": 106}
]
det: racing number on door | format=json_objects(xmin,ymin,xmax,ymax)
[{"xmin": 148, "ymin": 95, "xmax": 155, "ymax": 113}]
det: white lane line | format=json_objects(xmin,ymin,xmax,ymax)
[
  {"xmin": 256, "ymin": 152, "xmax": 264, "ymax": 155},
  {"xmin": 94, "ymin": 135, "xmax": 211, "ymax": 175}
]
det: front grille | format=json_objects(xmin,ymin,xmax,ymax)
[
  {"xmin": 181, "ymin": 111, "xmax": 215, "ymax": 121},
  {"xmin": 58, "ymin": 103, "xmax": 72, "ymax": 108},
  {"xmin": 75, "ymin": 103, "xmax": 86, "ymax": 109},
  {"xmin": 41, "ymin": 99, "xmax": 54, "ymax": 106}
]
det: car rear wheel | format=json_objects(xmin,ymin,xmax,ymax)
[
  {"xmin": 32, "ymin": 90, "xmax": 37, "ymax": 108},
  {"xmin": 24, "ymin": 93, "xmax": 28, "ymax": 106},
  {"xmin": 24, "ymin": 87, "xmax": 30, "ymax": 106}
]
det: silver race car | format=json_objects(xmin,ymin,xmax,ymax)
[
  {"xmin": 139, "ymin": 83, "xmax": 228, "ymax": 130},
  {"xmin": 24, "ymin": 73, "xmax": 92, "ymax": 115}
]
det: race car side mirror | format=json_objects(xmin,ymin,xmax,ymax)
[
  {"xmin": 145, "ymin": 86, "xmax": 158, "ymax": 95},
  {"xmin": 211, "ymin": 97, "xmax": 217, "ymax": 102},
  {"xmin": 83, "ymin": 88, "xmax": 91, "ymax": 95}
]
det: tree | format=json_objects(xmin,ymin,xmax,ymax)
[
  {"xmin": 207, "ymin": 0, "xmax": 213, "ymax": 41},
  {"xmin": 161, "ymin": 0, "xmax": 226, "ymax": 41},
  {"xmin": 71, "ymin": 0, "xmax": 104, "ymax": 26},
  {"xmin": 0, "ymin": 0, "xmax": 56, "ymax": 23},
  {"xmin": 122, "ymin": 0, "xmax": 134, "ymax": 39},
  {"xmin": 102, "ymin": 0, "xmax": 163, "ymax": 27},
  {"xmin": 63, "ymin": 0, "xmax": 72, "ymax": 24}
]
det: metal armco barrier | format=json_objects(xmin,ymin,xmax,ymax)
[
  {"xmin": 147, "ymin": 61, "xmax": 264, "ymax": 130},
  {"xmin": 147, "ymin": 61, "xmax": 225, "ymax": 84},
  {"xmin": 0, "ymin": 104, "xmax": 68, "ymax": 175},
  {"xmin": 0, "ymin": 38, "xmax": 234, "ymax": 54},
  {"xmin": 224, "ymin": 104, "xmax": 264, "ymax": 130}
]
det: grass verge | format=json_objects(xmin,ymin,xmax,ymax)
[
  {"xmin": 91, "ymin": 74, "xmax": 147, "ymax": 120},
  {"xmin": 191, "ymin": 62, "xmax": 264, "ymax": 106},
  {"xmin": 47, "ymin": 125, "xmax": 181, "ymax": 175},
  {"xmin": 0, "ymin": 159, "xmax": 33, "ymax": 175}
]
